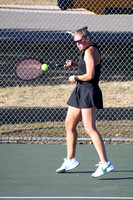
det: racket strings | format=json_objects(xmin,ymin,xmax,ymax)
[{"xmin": 15, "ymin": 59, "xmax": 43, "ymax": 80}]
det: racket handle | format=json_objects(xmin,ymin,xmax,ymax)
[{"xmin": 55, "ymin": 63, "xmax": 66, "ymax": 67}]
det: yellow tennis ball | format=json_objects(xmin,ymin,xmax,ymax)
[{"xmin": 41, "ymin": 64, "xmax": 48, "ymax": 71}]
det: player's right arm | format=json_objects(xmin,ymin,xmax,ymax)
[{"xmin": 64, "ymin": 60, "xmax": 78, "ymax": 67}]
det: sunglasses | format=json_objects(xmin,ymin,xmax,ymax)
[{"xmin": 74, "ymin": 39, "xmax": 83, "ymax": 44}]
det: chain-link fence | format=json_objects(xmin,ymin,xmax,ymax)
[{"xmin": 0, "ymin": 0, "xmax": 132, "ymax": 143}]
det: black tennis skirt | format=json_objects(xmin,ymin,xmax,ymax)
[{"xmin": 67, "ymin": 82, "xmax": 103, "ymax": 109}]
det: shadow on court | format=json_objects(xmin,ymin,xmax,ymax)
[
  {"xmin": 0, "ymin": 144, "xmax": 133, "ymax": 199},
  {"xmin": 99, "ymin": 177, "xmax": 133, "ymax": 181},
  {"xmin": 65, "ymin": 170, "xmax": 133, "ymax": 181}
]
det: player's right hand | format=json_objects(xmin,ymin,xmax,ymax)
[{"xmin": 64, "ymin": 60, "xmax": 73, "ymax": 67}]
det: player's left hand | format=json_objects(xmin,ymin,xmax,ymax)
[{"xmin": 69, "ymin": 75, "xmax": 76, "ymax": 83}]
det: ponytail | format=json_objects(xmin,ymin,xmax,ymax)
[{"xmin": 75, "ymin": 26, "xmax": 91, "ymax": 40}]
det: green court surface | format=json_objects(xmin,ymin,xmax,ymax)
[{"xmin": 0, "ymin": 144, "xmax": 133, "ymax": 200}]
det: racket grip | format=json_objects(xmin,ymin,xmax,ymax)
[{"xmin": 55, "ymin": 63, "xmax": 66, "ymax": 67}]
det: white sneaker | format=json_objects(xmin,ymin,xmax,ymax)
[
  {"xmin": 92, "ymin": 161, "xmax": 114, "ymax": 177},
  {"xmin": 56, "ymin": 158, "xmax": 80, "ymax": 173}
]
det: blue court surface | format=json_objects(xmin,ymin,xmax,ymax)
[{"xmin": 0, "ymin": 144, "xmax": 133, "ymax": 200}]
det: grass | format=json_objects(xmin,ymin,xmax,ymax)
[
  {"xmin": 0, "ymin": 81, "xmax": 132, "ymax": 108},
  {"xmin": 1, "ymin": 120, "xmax": 132, "ymax": 143},
  {"xmin": 0, "ymin": 81, "xmax": 133, "ymax": 142},
  {"xmin": 0, "ymin": 0, "xmax": 57, "ymax": 6}
]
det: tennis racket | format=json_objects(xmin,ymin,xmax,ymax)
[{"xmin": 14, "ymin": 58, "xmax": 65, "ymax": 81}]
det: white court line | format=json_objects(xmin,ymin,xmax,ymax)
[{"xmin": 0, "ymin": 198, "xmax": 132, "ymax": 199}]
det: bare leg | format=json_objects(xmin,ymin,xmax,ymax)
[
  {"xmin": 65, "ymin": 106, "xmax": 82, "ymax": 159},
  {"xmin": 82, "ymin": 107, "xmax": 108, "ymax": 162}
]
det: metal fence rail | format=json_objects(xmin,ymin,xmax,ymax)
[{"xmin": 0, "ymin": 0, "xmax": 132, "ymax": 143}]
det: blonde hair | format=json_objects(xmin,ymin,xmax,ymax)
[{"xmin": 74, "ymin": 26, "xmax": 91, "ymax": 40}]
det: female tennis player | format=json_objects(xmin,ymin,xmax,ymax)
[{"xmin": 56, "ymin": 26, "xmax": 114, "ymax": 177}]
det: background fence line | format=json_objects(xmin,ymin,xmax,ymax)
[{"xmin": 0, "ymin": 0, "xmax": 132, "ymax": 143}]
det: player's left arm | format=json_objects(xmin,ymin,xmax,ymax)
[{"xmin": 69, "ymin": 47, "xmax": 95, "ymax": 83}]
